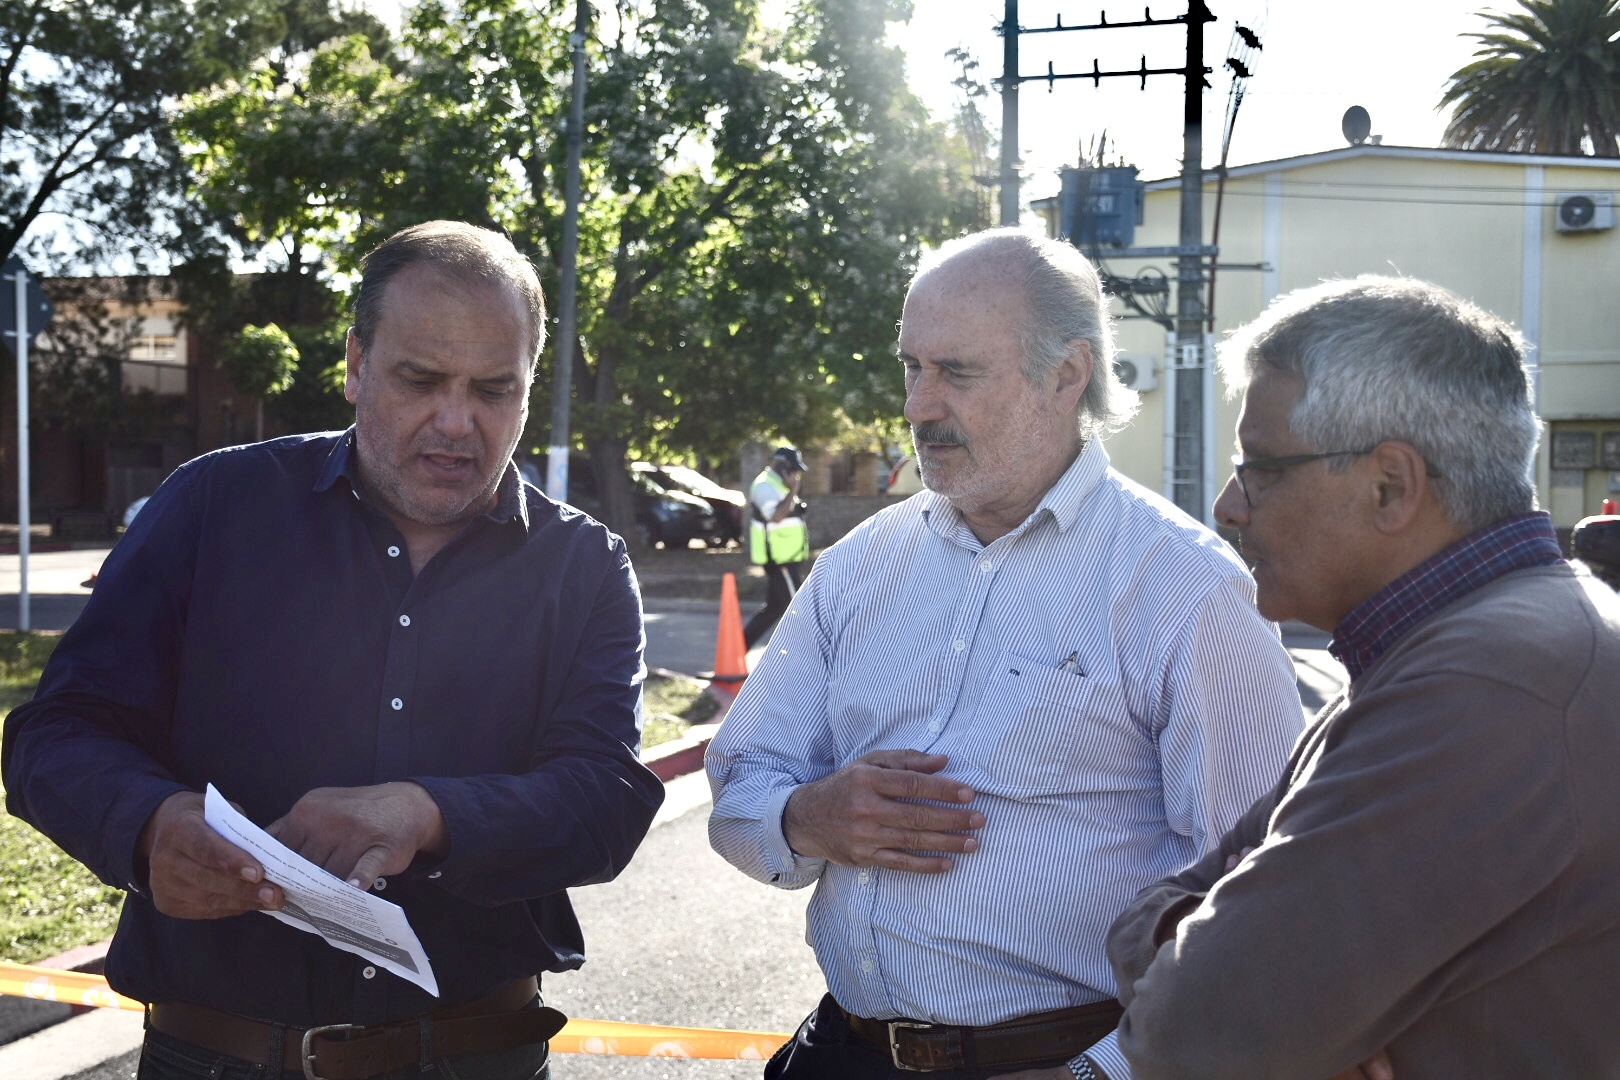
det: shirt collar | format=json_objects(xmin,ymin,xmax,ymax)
[
  {"xmin": 920, "ymin": 438, "xmax": 1107, "ymax": 547},
  {"xmin": 1330, "ymin": 511, "xmax": 1564, "ymax": 682},
  {"xmin": 315, "ymin": 427, "xmax": 531, "ymax": 532}
]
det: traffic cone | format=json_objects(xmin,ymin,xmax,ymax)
[{"xmin": 710, "ymin": 572, "xmax": 749, "ymax": 701}]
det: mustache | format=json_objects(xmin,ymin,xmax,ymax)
[{"xmin": 911, "ymin": 423, "xmax": 969, "ymax": 449}]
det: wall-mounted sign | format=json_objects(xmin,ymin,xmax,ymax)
[
  {"xmin": 1602, "ymin": 431, "xmax": 1620, "ymax": 470},
  {"xmin": 1552, "ymin": 431, "xmax": 1597, "ymax": 470}
]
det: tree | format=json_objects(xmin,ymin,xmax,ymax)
[
  {"xmin": 0, "ymin": 0, "xmax": 293, "ymax": 271},
  {"xmin": 177, "ymin": 0, "xmax": 983, "ymax": 540},
  {"xmin": 1440, "ymin": 0, "xmax": 1620, "ymax": 157},
  {"xmin": 218, "ymin": 322, "xmax": 299, "ymax": 440}
]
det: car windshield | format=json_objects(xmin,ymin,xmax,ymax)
[{"xmin": 659, "ymin": 465, "xmax": 728, "ymax": 498}]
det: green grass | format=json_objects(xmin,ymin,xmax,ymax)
[
  {"xmin": 643, "ymin": 671, "xmax": 719, "ymax": 749},
  {"xmin": 0, "ymin": 631, "xmax": 127, "ymax": 964},
  {"xmin": 0, "ymin": 637, "xmax": 718, "ymax": 964}
]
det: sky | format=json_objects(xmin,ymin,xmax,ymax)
[
  {"xmin": 896, "ymin": 0, "xmax": 1496, "ymax": 197},
  {"xmin": 362, "ymin": 0, "xmax": 1498, "ymax": 198}
]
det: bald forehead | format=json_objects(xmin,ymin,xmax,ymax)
[{"xmin": 905, "ymin": 247, "xmax": 1030, "ymax": 319}]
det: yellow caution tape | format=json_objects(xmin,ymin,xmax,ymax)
[{"xmin": 0, "ymin": 961, "xmax": 789, "ymax": 1060}]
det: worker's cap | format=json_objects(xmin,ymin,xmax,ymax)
[
  {"xmin": 772, "ymin": 446, "xmax": 808, "ymax": 472},
  {"xmin": 1572, "ymin": 515, "xmax": 1620, "ymax": 566}
]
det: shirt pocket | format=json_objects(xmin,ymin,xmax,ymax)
[{"xmin": 977, "ymin": 647, "xmax": 1140, "ymax": 797}]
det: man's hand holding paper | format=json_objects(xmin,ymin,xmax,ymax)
[
  {"xmin": 266, "ymin": 780, "xmax": 448, "ymax": 890},
  {"xmin": 138, "ymin": 790, "xmax": 284, "ymax": 920}
]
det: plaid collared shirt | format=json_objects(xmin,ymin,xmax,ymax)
[{"xmin": 1330, "ymin": 511, "xmax": 1565, "ymax": 682}]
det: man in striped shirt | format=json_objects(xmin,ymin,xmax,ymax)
[{"xmin": 707, "ymin": 229, "xmax": 1304, "ymax": 1079}]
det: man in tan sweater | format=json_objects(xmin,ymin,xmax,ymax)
[{"xmin": 1103, "ymin": 277, "xmax": 1620, "ymax": 1079}]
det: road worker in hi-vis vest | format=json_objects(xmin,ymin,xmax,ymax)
[{"xmin": 744, "ymin": 446, "xmax": 810, "ymax": 647}]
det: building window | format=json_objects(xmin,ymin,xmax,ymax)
[{"xmin": 130, "ymin": 334, "xmax": 180, "ymax": 364}]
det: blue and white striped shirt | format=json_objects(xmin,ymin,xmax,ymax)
[{"xmin": 707, "ymin": 440, "xmax": 1303, "ymax": 1076}]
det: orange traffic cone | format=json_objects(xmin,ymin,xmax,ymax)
[{"xmin": 710, "ymin": 572, "xmax": 749, "ymax": 701}]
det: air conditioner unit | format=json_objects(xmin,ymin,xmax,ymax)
[
  {"xmin": 1554, "ymin": 192, "xmax": 1615, "ymax": 233},
  {"xmin": 1113, "ymin": 355, "xmax": 1157, "ymax": 392}
]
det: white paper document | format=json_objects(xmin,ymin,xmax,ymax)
[{"xmin": 203, "ymin": 784, "xmax": 439, "ymax": 997}]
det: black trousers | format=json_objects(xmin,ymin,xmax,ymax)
[
  {"xmin": 765, "ymin": 994, "xmax": 1077, "ymax": 1080},
  {"xmin": 744, "ymin": 561, "xmax": 803, "ymax": 647}
]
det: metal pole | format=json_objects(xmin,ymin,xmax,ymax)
[
  {"xmin": 12, "ymin": 267, "xmax": 29, "ymax": 630},
  {"xmin": 998, "ymin": 0, "xmax": 1020, "ymax": 226},
  {"xmin": 1172, "ymin": 0, "xmax": 1209, "ymax": 523},
  {"xmin": 546, "ymin": 0, "xmax": 590, "ymax": 502}
]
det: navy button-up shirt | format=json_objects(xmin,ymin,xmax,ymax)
[{"xmin": 2, "ymin": 430, "xmax": 663, "ymax": 1025}]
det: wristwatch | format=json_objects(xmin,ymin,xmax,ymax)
[{"xmin": 1069, "ymin": 1055, "xmax": 1100, "ymax": 1080}]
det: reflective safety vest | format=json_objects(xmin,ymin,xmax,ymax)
[{"xmin": 748, "ymin": 468, "xmax": 809, "ymax": 565}]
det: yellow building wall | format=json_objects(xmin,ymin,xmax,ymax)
[{"xmin": 1085, "ymin": 150, "xmax": 1620, "ymax": 528}]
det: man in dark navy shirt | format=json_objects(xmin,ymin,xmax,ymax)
[{"xmin": 2, "ymin": 221, "xmax": 663, "ymax": 1079}]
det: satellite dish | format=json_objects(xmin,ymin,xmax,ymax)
[{"xmin": 1342, "ymin": 106, "xmax": 1371, "ymax": 146}]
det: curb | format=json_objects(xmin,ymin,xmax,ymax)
[{"xmin": 640, "ymin": 683, "xmax": 733, "ymax": 782}]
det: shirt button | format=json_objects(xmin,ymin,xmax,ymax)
[
  {"xmin": 979, "ymin": 559, "xmax": 993, "ymax": 572},
  {"xmin": 373, "ymin": 877, "xmax": 387, "ymax": 891},
  {"xmin": 953, "ymin": 639, "xmax": 965, "ymax": 652},
  {"xmin": 391, "ymin": 698, "xmax": 403, "ymax": 711},
  {"xmin": 858, "ymin": 871, "xmax": 870, "ymax": 884},
  {"xmin": 860, "ymin": 960, "xmax": 874, "ymax": 973},
  {"xmin": 428, "ymin": 871, "xmax": 442, "ymax": 879},
  {"xmin": 927, "ymin": 721, "xmax": 941, "ymax": 733},
  {"xmin": 398, "ymin": 615, "xmax": 411, "ymax": 627},
  {"xmin": 362, "ymin": 966, "xmax": 377, "ymax": 979},
  {"xmin": 386, "ymin": 545, "xmax": 401, "ymax": 558}
]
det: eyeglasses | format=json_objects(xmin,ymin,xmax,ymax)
[{"xmin": 1229, "ymin": 448, "xmax": 1376, "ymax": 506}]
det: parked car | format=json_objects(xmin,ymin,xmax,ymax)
[
  {"xmin": 633, "ymin": 462, "xmax": 746, "ymax": 546},
  {"xmin": 885, "ymin": 454, "xmax": 925, "ymax": 496},
  {"xmin": 555, "ymin": 454, "xmax": 722, "ymax": 549}
]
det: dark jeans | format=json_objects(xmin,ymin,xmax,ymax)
[
  {"xmin": 137, "ymin": 1020, "xmax": 551, "ymax": 1080},
  {"xmin": 744, "ymin": 561, "xmax": 804, "ymax": 647},
  {"xmin": 765, "ymin": 994, "xmax": 1073, "ymax": 1080}
]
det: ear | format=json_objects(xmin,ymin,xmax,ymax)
[
  {"xmin": 343, "ymin": 328, "xmax": 363, "ymax": 405},
  {"xmin": 1053, "ymin": 340, "xmax": 1094, "ymax": 411},
  {"xmin": 1366, "ymin": 440, "xmax": 1433, "ymax": 535}
]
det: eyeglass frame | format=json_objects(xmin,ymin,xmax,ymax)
[{"xmin": 1229, "ymin": 446, "xmax": 1443, "ymax": 506}]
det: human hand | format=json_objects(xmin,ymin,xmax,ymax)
[
  {"xmin": 138, "ymin": 791, "xmax": 282, "ymax": 919},
  {"xmin": 1223, "ymin": 845, "xmax": 1256, "ymax": 874},
  {"xmin": 1331, "ymin": 1049, "xmax": 1393, "ymax": 1080},
  {"xmin": 781, "ymin": 749, "xmax": 983, "ymax": 872},
  {"xmin": 267, "ymin": 781, "xmax": 447, "ymax": 890}
]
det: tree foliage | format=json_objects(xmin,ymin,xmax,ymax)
[
  {"xmin": 219, "ymin": 322, "xmax": 299, "ymax": 399},
  {"xmin": 0, "ymin": 0, "xmax": 294, "ymax": 270},
  {"xmin": 177, "ymin": 0, "xmax": 983, "ymax": 538},
  {"xmin": 1440, "ymin": 0, "xmax": 1620, "ymax": 157}
]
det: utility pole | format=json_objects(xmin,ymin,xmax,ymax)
[
  {"xmin": 999, "ymin": 0, "xmax": 1020, "ymax": 226},
  {"xmin": 546, "ymin": 0, "xmax": 590, "ymax": 502},
  {"xmin": 992, "ymin": 2, "xmax": 1217, "ymax": 521},
  {"xmin": 1172, "ymin": 0, "xmax": 1215, "ymax": 523}
]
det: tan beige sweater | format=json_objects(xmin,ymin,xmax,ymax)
[{"xmin": 1106, "ymin": 565, "xmax": 1620, "ymax": 1079}]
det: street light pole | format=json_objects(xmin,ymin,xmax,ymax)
[{"xmin": 546, "ymin": 0, "xmax": 590, "ymax": 502}]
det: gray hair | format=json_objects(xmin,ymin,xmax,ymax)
[
  {"xmin": 918, "ymin": 228, "xmax": 1140, "ymax": 438},
  {"xmin": 1218, "ymin": 275, "xmax": 1538, "ymax": 530},
  {"xmin": 353, "ymin": 221, "xmax": 547, "ymax": 369}
]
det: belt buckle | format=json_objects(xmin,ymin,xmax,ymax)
[
  {"xmin": 301, "ymin": 1022, "xmax": 362, "ymax": 1080},
  {"xmin": 887, "ymin": 1019, "xmax": 936, "ymax": 1072}
]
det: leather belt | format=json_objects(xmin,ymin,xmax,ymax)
[
  {"xmin": 147, "ymin": 977, "xmax": 567, "ymax": 1080},
  {"xmin": 840, "ymin": 999, "xmax": 1124, "ymax": 1072}
]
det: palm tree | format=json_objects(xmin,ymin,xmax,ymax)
[{"xmin": 1440, "ymin": 0, "xmax": 1620, "ymax": 157}]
